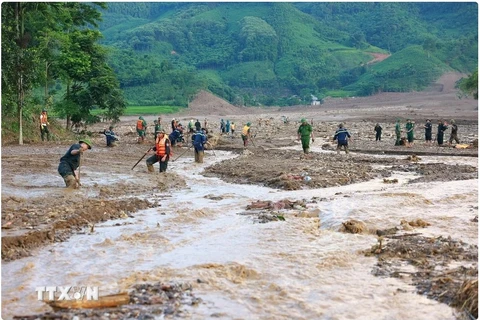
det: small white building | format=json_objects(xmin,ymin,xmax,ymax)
[{"xmin": 311, "ymin": 95, "xmax": 321, "ymax": 105}]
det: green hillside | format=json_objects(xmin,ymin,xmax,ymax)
[{"xmin": 99, "ymin": 2, "xmax": 477, "ymax": 106}]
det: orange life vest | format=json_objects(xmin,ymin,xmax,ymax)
[
  {"xmin": 155, "ymin": 136, "xmax": 172, "ymax": 157},
  {"xmin": 40, "ymin": 113, "xmax": 48, "ymax": 125},
  {"xmin": 137, "ymin": 119, "xmax": 144, "ymax": 130}
]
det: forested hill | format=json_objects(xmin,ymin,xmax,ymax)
[{"xmin": 98, "ymin": 2, "xmax": 477, "ymax": 107}]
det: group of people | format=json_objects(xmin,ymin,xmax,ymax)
[
  {"xmin": 392, "ymin": 118, "xmax": 459, "ymax": 147},
  {"xmin": 54, "ymin": 109, "xmax": 467, "ymax": 189},
  {"xmin": 146, "ymin": 122, "xmax": 210, "ymax": 173},
  {"xmin": 220, "ymin": 119, "xmax": 236, "ymax": 135}
]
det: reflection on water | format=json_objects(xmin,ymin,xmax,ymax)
[{"xmin": 2, "ymin": 151, "xmax": 476, "ymax": 319}]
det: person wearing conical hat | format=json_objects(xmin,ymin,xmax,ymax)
[
  {"xmin": 297, "ymin": 118, "xmax": 314, "ymax": 155},
  {"xmin": 57, "ymin": 139, "xmax": 92, "ymax": 188}
]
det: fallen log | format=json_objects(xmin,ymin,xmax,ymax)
[{"xmin": 47, "ymin": 292, "xmax": 129, "ymax": 311}]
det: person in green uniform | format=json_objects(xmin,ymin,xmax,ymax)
[
  {"xmin": 154, "ymin": 120, "xmax": 162, "ymax": 140},
  {"xmin": 297, "ymin": 118, "xmax": 315, "ymax": 155},
  {"xmin": 395, "ymin": 119, "xmax": 402, "ymax": 146},
  {"xmin": 405, "ymin": 119, "xmax": 414, "ymax": 147}
]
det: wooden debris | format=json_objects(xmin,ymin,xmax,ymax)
[{"xmin": 47, "ymin": 292, "xmax": 129, "ymax": 311}]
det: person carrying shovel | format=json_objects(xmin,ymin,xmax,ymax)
[
  {"xmin": 146, "ymin": 130, "xmax": 172, "ymax": 173},
  {"xmin": 297, "ymin": 118, "xmax": 314, "ymax": 156},
  {"xmin": 57, "ymin": 139, "xmax": 92, "ymax": 188}
]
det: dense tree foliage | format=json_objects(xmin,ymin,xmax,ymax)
[
  {"xmin": 457, "ymin": 71, "xmax": 478, "ymax": 100},
  {"xmin": 98, "ymin": 2, "xmax": 477, "ymax": 107},
  {"xmin": 1, "ymin": 2, "xmax": 125, "ymax": 143}
]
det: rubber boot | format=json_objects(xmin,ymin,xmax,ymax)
[{"xmin": 147, "ymin": 164, "xmax": 154, "ymax": 172}]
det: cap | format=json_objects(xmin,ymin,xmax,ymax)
[
  {"xmin": 301, "ymin": 118, "xmax": 306, "ymax": 123},
  {"xmin": 109, "ymin": 126, "xmax": 114, "ymax": 129},
  {"xmin": 246, "ymin": 122, "xmax": 251, "ymax": 126},
  {"xmin": 42, "ymin": 109, "xmax": 47, "ymax": 112},
  {"xmin": 79, "ymin": 138, "xmax": 92, "ymax": 149}
]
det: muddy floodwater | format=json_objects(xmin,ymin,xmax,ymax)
[
  {"xmin": 2, "ymin": 146, "xmax": 478, "ymax": 319},
  {"xmin": 2, "ymin": 87, "xmax": 479, "ymax": 319}
]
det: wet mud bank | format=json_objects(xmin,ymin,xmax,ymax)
[
  {"xmin": 204, "ymin": 146, "xmax": 478, "ymax": 190},
  {"xmin": 2, "ymin": 196, "xmax": 156, "ymax": 261},
  {"xmin": 367, "ymin": 234, "xmax": 478, "ymax": 319}
]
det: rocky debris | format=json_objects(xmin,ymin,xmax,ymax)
[
  {"xmin": 366, "ymin": 235, "xmax": 478, "ymax": 318},
  {"xmin": 14, "ymin": 281, "xmax": 201, "ymax": 319},
  {"xmin": 340, "ymin": 219, "xmax": 368, "ymax": 234},
  {"xmin": 239, "ymin": 211, "xmax": 286, "ymax": 223},
  {"xmin": 246, "ymin": 199, "xmax": 306, "ymax": 211},
  {"xmin": 383, "ymin": 178, "xmax": 398, "ymax": 184},
  {"xmin": 405, "ymin": 155, "xmax": 421, "ymax": 162}
]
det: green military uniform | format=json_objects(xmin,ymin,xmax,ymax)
[
  {"xmin": 297, "ymin": 119, "xmax": 313, "ymax": 153},
  {"xmin": 395, "ymin": 120, "xmax": 401, "ymax": 146},
  {"xmin": 154, "ymin": 121, "xmax": 162, "ymax": 140},
  {"xmin": 406, "ymin": 121, "xmax": 414, "ymax": 143}
]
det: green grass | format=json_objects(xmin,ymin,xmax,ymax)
[
  {"xmin": 325, "ymin": 90, "xmax": 356, "ymax": 98},
  {"xmin": 92, "ymin": 105, "xmax": 183, "ymax": 116}
]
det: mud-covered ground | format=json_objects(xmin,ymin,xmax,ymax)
[{"xmin": 2, "ymin": 85, "xmax": 478, "ymax": 318}]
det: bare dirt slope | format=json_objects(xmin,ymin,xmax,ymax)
[{"xmin": 184, "ymin": 90, "xmax": 250, "ymax": 117}]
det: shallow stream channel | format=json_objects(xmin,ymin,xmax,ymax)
[{"xmin": 2, "ymin": 149, "xmax": 478, "ymax": 319}]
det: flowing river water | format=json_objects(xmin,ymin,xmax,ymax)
[{"xmin": 2, "ymin": 149, "xmax": 478, "ymax": 319}]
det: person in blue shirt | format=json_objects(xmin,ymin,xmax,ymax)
[
  {"xmin": 169, "ymin": 124, "xmax": 184, "ymax": 147},
  {"xmin": 225, "ymin": 120, "xmax": 231, "ymax": 134},
  {"xmin": 104, "ymin": 126, "xmax": 118, "ymax": 147},
  {"xmin": 192, "ymin": 128, "xmax": 207, "ymax": 163},
  {"xmin": 333, "ymin": 123, "xmax": 351, "ymax": 154}
]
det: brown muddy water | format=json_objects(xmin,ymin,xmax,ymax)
[{"xmin": 1, "ymin": 150, "xmax": 478, "ymax": 319}]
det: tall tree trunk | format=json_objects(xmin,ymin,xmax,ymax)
[
  {"xmin": 45, "ymin": 61, "xmax": 49, "ymax": 105},
  {"xmin": 15, "ymin": 2, "xmax": 24, "ymax": 145},
  {"xmin": 66, "ymin": 81, "xmax": 71, "ymax": 130}
]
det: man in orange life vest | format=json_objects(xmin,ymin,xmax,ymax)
[
  {"xmin": 146, "ymin": 130, "xmax": 172, "ymax": 173},
  {"xmin": 136, "ymin": 116, "xmax": 147, "ymax": 143},
  {"xmin": 40, "ymin": 109, "xmax": 50, "ymax": 141}
]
